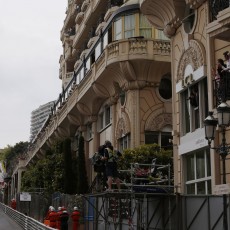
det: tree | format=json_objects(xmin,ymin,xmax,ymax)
[
  {"xmin": 63, "ymin": 138, "xmax": 75, "ymax": 194},
  {"xmin": 77, "ymin": 136, "xmax": 88, "ymax": 194},
  {"xmin": 21, "ymin": 141, "xmax": 65, "ymax": 196}
]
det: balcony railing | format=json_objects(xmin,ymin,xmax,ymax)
[
  {"xmin": 108, "ymin": 0, "xmax": 124, "ymax": 8},
  {"xmin": 213, "ymin": 72, "xmax": 230, "ymax": 107},
  {"xmin": 209, "ymin": 0, "xmax": 229, "ymax": 22}
]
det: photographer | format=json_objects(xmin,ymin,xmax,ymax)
[{"xmin": 101, "ymin": 140, "xmax": 122, "ymax": 191}]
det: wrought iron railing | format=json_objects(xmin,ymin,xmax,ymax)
[
  {"xmin": 108, "ymin": 0, "xmax": 124, "ymax": 9},
  {"xmin": 213, "ymin": 72, "xmax": 230, "ymax": 107},
  {"xmin": 209, "ymin": 0, "xmax": 229, "ymax": 22}
]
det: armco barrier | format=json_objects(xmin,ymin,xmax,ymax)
[{"xmin": 0, "ymin": 202, "xmax": 55, "ymax": 230}]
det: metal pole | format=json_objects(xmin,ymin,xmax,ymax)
[{"xmin": 221, "ymin": 127, "xmax": 228, "ymax": 230}]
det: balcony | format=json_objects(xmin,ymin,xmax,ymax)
[
  {"xmin": 75, "ymin": 11, "xmax": 84, "ymax": 25},
  {"xmin": 209, "ymin": 0, "xmax": 229, "ymax": 22},
  {"xmin": 207, "ymin": 3, "xmax": 230, "ymax": 41},
  {"xmin": 61, "ymin": 2, "xmax": 78, "ymax": 39},
  {"xmin": 81, "ymin": 0, "xmax": 90, "ymax": 12},
  {"xmin": 213, "ymin": 72, "xmax": 230, "ymax": 107}
]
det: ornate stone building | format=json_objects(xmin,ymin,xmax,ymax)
[
  {"xmin": 13, "ymin": 0, "xmax": 172, "ymax": 187},
  {"xmin": 141, "ymin": 0, "xmax": 230, "ymax": 195}
]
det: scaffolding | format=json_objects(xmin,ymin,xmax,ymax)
[{"xmin": 83, "ymin": 161, "xmax": 175, "ymax": 230}]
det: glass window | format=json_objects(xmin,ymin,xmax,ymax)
[
  {"xmin": 186, "ymin": 154, "xmax": 195, "ymax": 181},
  {"xmin": 87, "ymin": 123, "xmax": 92, "ymax": 140},
  {"xmin": 145, "ymin": 131, "xmax": 172, "ymax": 150},
  {"xmin": 181, "ymin": 78, "xmax": 208, "ymax": 135},
  {"xmin": 98, "ymin": 106, "xmax": 111, "ymax": 130},
  {"xmin": 76, "ymin": 73, "xmax": 80, "ymax": 85},
  {"xmin": 95, "ymin": 42, "xmax": 101, "ymax": 60},
  {"xmin": 187, "ymin": 184, "xmax": 195, "ymax": 194},
  {"xmin": 105, "ymin": 107, "xmax": 111, "ymax": 126},
  {"xmin": 118, "ymin": 134, "xmax": 130, "ymax": 151},
  {"xmin": 156, "ymin": 29, "xmax": 169, "ymax": 40},
  {"xmin": 181, "ymin": 89, "xmax": 190, "ymax": 134},
  {"xmin": 124, "ymin": 14, "xmax": 135, "ymax": 38},
  {"xmin": 197, "ymin": 181, "xmax": 206, "ymax": 194},
  {"xmin": 185, "ymin": 149, "xmax": 211, "ymax": 195},
  {"xmin": 196, "ymin": 151, "xmax": 205, "ymax": 179},
  {"xmin": 86, "ymin": 58, "xmax": 90, "ymax": 72},
  {"xmin": 103, "ymin": 32, "xmax": 108, "ymax": 49},
  {"xmin": 114, "ymin": 18, "xmax": 122, "ymax": 40},
  {"xmin": 139, "ymin": 14, "xmax": 152, "ymax": 38}
]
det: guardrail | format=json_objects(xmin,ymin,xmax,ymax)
[{"xmin": 0, "ymin": 202, "xmax": 55, "ymax": 230}]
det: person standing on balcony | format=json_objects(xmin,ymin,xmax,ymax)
[
  {"xmin": 101, "ymin": 140, "xmax": 122, "ymax": 191},
  {"xmin": 212, "ymin": 58, "xmax": 226, "ymax": 88},
  {"xmin": 222, "ymin": 51, "xmax": 230, "ymax": 72}
]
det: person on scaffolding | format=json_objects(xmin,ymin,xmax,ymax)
[{"xmin": 101, "ymin": 140, "xmax": 122, "ymax": 191}]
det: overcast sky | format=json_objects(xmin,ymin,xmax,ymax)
[{"xmin": 0, "ymin": 1, "xmax": 67, "ymax": 148}]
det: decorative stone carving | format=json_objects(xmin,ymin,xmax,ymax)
[
  {"xmin": 145, "ymin": 111, "xmax": 172, "ymax": 131},
  {"xmin": 124, "ymin": 80, "xmax": 147, "ymax": 90},
  {"xmin": 176, "ymin": 39, "xmax": 205, "ymax": 82},
  {"xmin": 163, "ymin": 24, "xmax": 177, "ymax": 38},
  {"xmin": 115, "ymin": 112, "xmax": 131, "ymax": 139}
]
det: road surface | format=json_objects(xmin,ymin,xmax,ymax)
[{"xmin": 0, "ymin": 209, "xmax": 23, "ymax": 230}]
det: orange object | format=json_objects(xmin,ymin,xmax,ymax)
[
  {"xmin": 44, "ymin": 219, "xmax": 50, "ymax": 226},
  {"xmin": 49, "ymin": 210, "xmax": 57, "ymax": 228},
  {"xmin": 10, "ymin": 199, "xmax": 16, "ymax": 210}
]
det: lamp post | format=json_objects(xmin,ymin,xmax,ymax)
[{"xmin": 204, "ymin": 102, "xmax": 230, "ymax": 230}]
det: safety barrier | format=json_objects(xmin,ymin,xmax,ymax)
[{"xmin": 0, "ymin": 202, "xmax": 55, "ymax": 230}]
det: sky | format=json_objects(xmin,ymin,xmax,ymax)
[{"xmin": 0, "ymin": 1, "xmax": 67, "ymax": 148}]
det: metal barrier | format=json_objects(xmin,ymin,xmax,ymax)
[{"xmin": 0, "ymin": 202, "xmax": 55, "ymax": 230}]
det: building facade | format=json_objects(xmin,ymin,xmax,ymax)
[
  {"xmin": 21, "ymin": 0, "xmax": 172, "ymax": 184},
  {"xmin": 141, "ymin": 0, "xmax": 230, "ymax": 195},
  {"xmin": 7, "ymin": 0, "xmax": 173, "ymax": 195},
  {"xmin": 30, "ymin": 101, "xmax": 55, "ymax": 141}
]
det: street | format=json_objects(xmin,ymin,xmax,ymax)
[{"xmin": 0, "ymin": 209, "xmax": 23, "ymax": 230}]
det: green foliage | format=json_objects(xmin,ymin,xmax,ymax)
[
  {"xmin": 0, "ymin": 141, "xmax": 29, "ymax": 175},
  {"xmin": 118, "ymin": 143, "xmax": 173, "ymax": 169},
  {"xmin": 21, "ymin": 141, "xmax": 65, "ymax": 197},
  {"xmin": 0, "ymin": 146, "xmax": 12, "ymax": 161},
  {"xmin": 21, "ymin": 138, "xmax": 80, "ymax": 197},
  {"xmin": 117, "ymin": 144, "xmax": 173, "ymax": 186},
  {"xmin": 77, "ymin": 136, "xmax": 88, "ymax": 194}
]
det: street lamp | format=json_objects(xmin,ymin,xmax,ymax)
[{"xmin": 204, "ymin": 102, "xmax": 230, "ymax": 230}]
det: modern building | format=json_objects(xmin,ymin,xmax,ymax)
[
  {"xmin": 141, "ymin": 0, "xmax": 230, "ymax": 196},
  {"xmin": 30, "ymin": 101, "xmax": 55, "ymax": 141}
]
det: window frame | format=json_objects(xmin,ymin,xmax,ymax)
[
  {"xmin": 184, "ymin": 149, "xmax": 211, "ymax": 195},
  {"xmin": 180, "ymin": 78, "xmax": 208, "ymax": 136},
  {"xmin": 112, "ymin": 13, "xmax": 168, "ymax": 41}
]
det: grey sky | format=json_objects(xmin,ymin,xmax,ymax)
[{"xmin": 0, "ymin": 1, "xmax": 66, "ymax": 148}]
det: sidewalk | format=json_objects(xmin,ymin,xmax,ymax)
[{"xmin": 0, "ymin": 209, "xmax": 23, "ymax": 230}]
